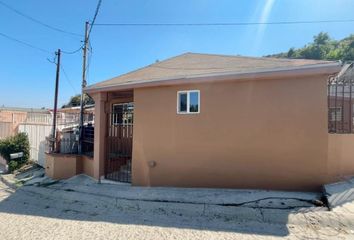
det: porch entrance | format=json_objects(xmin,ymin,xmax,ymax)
[{"xmin": 105, "ymin": 102, "xmax": 133, "ymax": 183}]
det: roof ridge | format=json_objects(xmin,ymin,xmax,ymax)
[
  {"xmin": 183, "ymin": 52, "xmax": 334, "ymax": 63},
  {"xmin": 86, "ymin": 52, "xmax": 338, "ymax": 90}
]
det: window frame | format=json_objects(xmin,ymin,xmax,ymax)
[{"xmin": 177, "ymin": 90, "xmax": 200, "ymax": 114}]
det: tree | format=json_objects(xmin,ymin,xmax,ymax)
[
  {"xmin": 61, "ymin": 94, "xmax": 94, "ymax": 108},
  {"xmin": 287, "ymin": 48, "xmax": 295, "ymax": 58},
  {"xmin": 266, "ymin": 32, "xmax": 354, "ymax": 62},
  {"xmin": 313, "ymin": 32, "xmax": 330, "ymax": 45}
]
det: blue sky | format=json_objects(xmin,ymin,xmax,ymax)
[{"xmin": 0, "ymin": 0, "xmax": 354, "ymax": 108}]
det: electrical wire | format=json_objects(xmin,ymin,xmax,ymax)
[
  {"xmin": 93, "ymin": 19, "xmax": 354, "ymax": 27},
  {"xmin": 0, "ymin": 31, "xmax": 52, "ymax": 54},
  {"xmin": 87, "ymin": 0, "xmax": 102, "ymax": 40},
  {"xmin": 83, "ymin": 0, "xmax": 102, "ymax": 85},
  {"xmin": 60, "ymin": 65, "xmax": 78, "ymax": 94},
  {"xmin": 61, "ymin": 44, "xmax": 84, "ymax": 55},
  {"xmin": 0, "ymin": 0, "xmax": 82, "ymax": 37}
]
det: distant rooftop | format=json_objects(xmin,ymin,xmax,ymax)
[{"xmin": 0, "ymin": 106, "xmax": 50, "ymax": 113}]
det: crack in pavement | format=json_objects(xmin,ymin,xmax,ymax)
[{"xmin": 42, "ymin": 185, "xmax": 322, "ymax": 210}]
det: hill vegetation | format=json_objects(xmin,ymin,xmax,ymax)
[{"xmin": 266, "ymin": 32, "xmax": 354, "ymax": 62}]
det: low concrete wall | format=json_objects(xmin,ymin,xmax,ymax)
[
  {"xmin": 45, "ymin": 154, "xmax": 80, "ymax": 179},
  {"xmin": 328, "ymin": 134, "xmax": 354, "ymax": 182},
  {"xmin": 45, "ymin": 154, "xmax": 94, "ymax": 179},
  {"xmin": 80, "ymin": 155, "xmax": 94, "ymax": 178}
]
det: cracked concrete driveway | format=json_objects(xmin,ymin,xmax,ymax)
[{"xmin": 0, "ymin": 176, "xmax": 353, "ymax": 240}]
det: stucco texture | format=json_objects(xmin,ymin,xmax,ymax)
[
  {"xmin": 328, "ymin": 134, "xmax": 354, "ymax": 182},
  {"xmin": 45, "ymin": 154, "xmax": 94, "ymax": 180},
  {"xmin": 132, "ymin": 75, "xmax": 330, "ymax": 191}
]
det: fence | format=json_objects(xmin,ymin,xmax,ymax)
[
  {"xmin": 46, "ymin": 112, "xmax": 95, "ymax": 157},
  {"xmin": 0, "ymin": 122, "xmax": 14, "ymax": 140},
  {"xmin": 18, "ymin": 123, "xmax": 52, "ymax": 167},
  {"xmin": 26, "ymin": 112, "xmax": 51, "ymax": 124},
  {"xmin": 328, "ymin": 64, "xmax": 354, "ymax": 133},
  {"xmin": 1, "ymin": 110, "xmax": 95, "ymax": 167}
]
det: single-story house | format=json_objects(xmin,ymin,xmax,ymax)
[{"xmin": 50, "ymin": 52, "xmax": 354, "ymax": 191}]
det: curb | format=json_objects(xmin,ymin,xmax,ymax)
[{"xmin": 0, "ymin": 174, "xmax": 18, "ymax": 190}]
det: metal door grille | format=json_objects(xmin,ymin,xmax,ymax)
[
  {"xmin": 105, "ymin": 103, "xmax": 133, "ymax": 182},
  {"xmin": 328, "ymin": 64, "xmax": 354, "ymax": 133}
]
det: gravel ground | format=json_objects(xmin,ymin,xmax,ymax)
[{"xmin": 0, "ymin": 180, "xmax": 353, "ymax": 240}]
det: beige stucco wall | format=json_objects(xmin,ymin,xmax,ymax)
[
  {"xmin": 80, "ymin": 155, "xmax": 94, "ymax": 178},
  {"xmin": 45, "ymin": 154, "xmax": 94, "ymax": 179},
  {"xmin": 45, "ymin": 154, "xmax": 79, "ymax": 179},
  {"xmin": 132, "ymin": 75, "xmax": 330, "ymax": 191},
  {"xmin": 328, "ymin": 134, "xmax": 354, "ymax": 182}
]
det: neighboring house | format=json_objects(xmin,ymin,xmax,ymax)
[
  {"xmin": 0, "ymin": 106, "xmax": 94, "ymax": 167},
  {"xmin": 47, "ymin": 52, "xmax": 354, "ymax": 191},
  {"xmin": 0, "ymin": 107, "xmax": 48, "ymax": 139},
  {"xmin": 0, "ymin": 107, "xmax": 51, "ymax": 166}
]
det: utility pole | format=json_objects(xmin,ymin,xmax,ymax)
[
  {"xmin": 78, "ymin": 21, "xmax": 89, "ymax": 154},
  {"xmin": 51, "ymin": 49, "xmax": 61, "ymax": 152}
]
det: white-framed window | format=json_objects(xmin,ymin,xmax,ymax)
[{"xmin": 177, "ymin": 90, "xmax": 200, "ymax": 114}]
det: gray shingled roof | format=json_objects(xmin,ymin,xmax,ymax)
[{"xmin": 86, "ymin": 52, "xmax": 336, "ymax": 91}]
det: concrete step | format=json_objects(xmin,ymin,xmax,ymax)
[{"xmin": 323, "ymin": 177, "xmax": 354, "ymax": 210}]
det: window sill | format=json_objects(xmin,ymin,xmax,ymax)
[{"xmin": 177, "ymin": 112, "xmax": 200, "ymax": 115}]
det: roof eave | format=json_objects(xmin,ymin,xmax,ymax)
[{"xmin": 85, "ymin": 63, "xmax": 341, "ymax": 94}]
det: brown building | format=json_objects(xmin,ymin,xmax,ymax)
[{"xmin": 47, "ymin": 53, "xmax": 354, "ymax": 191}]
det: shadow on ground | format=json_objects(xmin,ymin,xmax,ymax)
[{"xmin": 0, "ymin": 175, "xmax": 329, "ymax": 237}]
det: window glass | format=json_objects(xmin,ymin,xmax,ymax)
[
  {"xmin": 112, "ymin": 104, "xmax": 123, "ymax": 124},
  {"xmin": 189, "ymin": 91, "xmax": 199, "ymax": 112},
  {"xmin": 179, "ymin": 93, "xmax": 187, "ymax": 112},
  {"xmin": 112, "ymin": 103, "xmax": 134, "ymax": 125}
]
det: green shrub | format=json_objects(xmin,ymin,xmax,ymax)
[
  {"xmin": 0, "ymin": 132, "xmax": 30, "ymax": 172},
  {"xmin": 8, "ymin": 161, "xmax": 18, "ymax": 173}
]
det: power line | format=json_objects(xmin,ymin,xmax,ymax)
[
  {"xmin": 83, "ymin": 0, "xmax": 102, "ymax": 85},
  {"xmin": 88, "ymin": 0, "xmax": 102, "ymax": 40},
  {"xmin": 64, "ymin": 0, "xmax": 102, "ymax": 56},
  {"xmin": 0, "ymin": 0, "xmax": 84, "ymax": 55},
  {"xmin": 60, "ymin": 65, "xmax": 78, "ymax": 94},
  {"xmin": 0, "ymin": 31, "xmax": 52, "ymax": 54},
  {"xmin": 0, "ymin": 0, "xmax": 82, "ymax": 37},
  {"xmin": 93, "ymin": 19, "xmax": 354, "ymax": 27},
  {"xmin": 61, "ymin": 45, "xmax": 83, "ymax": 55}
]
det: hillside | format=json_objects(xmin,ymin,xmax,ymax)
[{"xmin": 266, "ymin": 32, "xmax": 354, "ymax": 62}]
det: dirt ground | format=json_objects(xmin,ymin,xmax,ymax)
[{"xmin": 0, "ymin": 178, "xmax": 353, "ymax": 240}]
